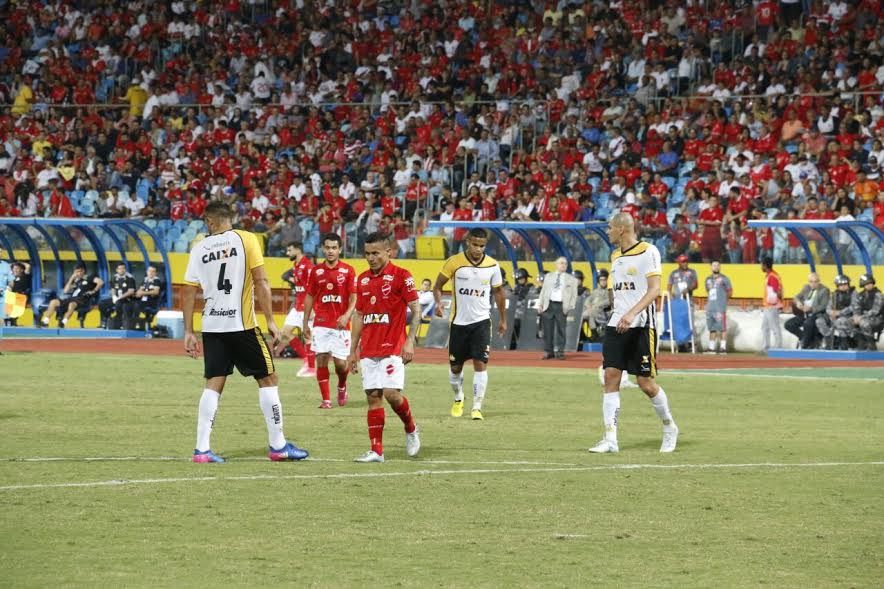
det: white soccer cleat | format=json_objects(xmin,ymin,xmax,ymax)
[
  {"xmin": 660, "ymin": 425, "xmax": 679, "ymax": 453},
  {"xmin": 588, "ymin": 439, "xmax": 619, "ymax": 453},
  {"xmin": 354, "ymin": 450, "xmax": 384, "ymax": 463},
  {"xmin": 620, "ymin": 373, "xmax": 638, "ymax": 388},
  {"xmin": 297, "ymin": 364, "xmax": 316, "ymax": 378},
  {"xmin": 405, "ymin": 426, "xmax": 421, "ymax": 457}
]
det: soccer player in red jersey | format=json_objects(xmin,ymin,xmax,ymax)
[
  {"xmin": 303, "ymin": 233, "xmax": 357, "ymax": 409},
  {"xmin": 348, "ymin": 232, "xmax": 422, "ymax": 463},
  {"xmin": 277, "ymin": 241, "xmax": 316, "ymax": 377}
]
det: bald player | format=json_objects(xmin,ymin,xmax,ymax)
[{"xmin": 589, "ymin": 214, "xmax": 679, "ymax": 454}]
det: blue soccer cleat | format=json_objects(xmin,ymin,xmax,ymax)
[
  {"xmin": 268, "ymin": 441, "xmax": 309, "ymax": 461},
  {"xmin": 193, "ymin": 449, "xmax": 225, "ymax": 463}
]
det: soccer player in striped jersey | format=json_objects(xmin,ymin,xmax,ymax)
[
  {"xmin": 589, "ymin": 213, "xmax": 678, "ymax": 454},
  {"xmin": 182, "ymin": 201, "xmax": 309, "ymax": 463}
]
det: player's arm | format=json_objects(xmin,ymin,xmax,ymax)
[
  {"xmin": 63, "ymin": 273, "xmax": 76, "ymax": 293},
  {"xmin": 492, "ymin": 284, "xmax": 507, "ymax": 336},
  {"xmin": 252, "ymin": 264, "xmax": 280, "ymax": 345},
  {"xmin": 89, "ymin": 276, "xmax": 104, "ymax": 295},
  {"xmin": 432, "ymin": 271, "xmax": 449, "ymax": 318},
  {"xmin": 347, "ymin": 310, "xmax": 363, "ymax": 373},
  {"xmin": 281, "ymin": 268, "xmax": 294, "ymax": 286},
  {"xmin": 182, "ymin": 284, "xmax": 201, "ymax": 359},
  {"xmin": 338, "ymin": 291, "xmax": 357, "ymax": 329},
  {"xmin": 616, "ymin": 275, "xmax": 661, "ymax": 333},
  {"xmin": 402, "ymin": 297, "xmax": 422, "ymax": 365},
  {"xmin": 302, "ymin": 293, "xmax": 314, "ymax": 340}
]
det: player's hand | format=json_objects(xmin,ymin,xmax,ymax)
[
  {"xmin": 402, "ymin": 340, "xmax": 415, "ymax": 364},
  {"xmin": 184, "ymin": 332, "xmax": 201, "ymax": 359},
  {"xmin": 434, "ymin": 304, "xmax": 444, "ymax": 318},
  {"xmin": 302, "ymin": 325, "xmax": 312, "ymax": 343},
  {"xmin": 336, "ymin": 313, "xmax": 349, "ymax": 329},
  {"xmin": 497, "ymin": 318, "xmax": 507, "ymax": 337},
  {"xmin": 347, "ymin": 353, "xmax": 359, "ymax": 373},
  {"xmin": 616, "ymin": 311, "xmax": 636, "ymax": 333},
  {"xmin": 267, "ymin": 323, "xmax": 281, "ymax": 348}
]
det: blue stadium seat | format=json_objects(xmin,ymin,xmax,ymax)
[
  {"xmin": 143, "ymin": 219, "xmax": 157, "ymax": 229},
  {"xmin": 858, "ymin": 208, "xmax": 873, "ymax": 222},
  {"xmin": 662, "ymin": 177, "xmax": 676, "ymax": 189}
]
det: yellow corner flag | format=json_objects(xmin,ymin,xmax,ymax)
[{"xmin": 4, "ymin": 290, "xmax": 26, "ymax": 318}]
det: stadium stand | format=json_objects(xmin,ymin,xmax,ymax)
[{"xmin": 0, "ymin": 0, "xmax": 882, "ymax": 264}]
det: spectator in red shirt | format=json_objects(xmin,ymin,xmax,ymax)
[{"xmin": 698, "ymin": 195, "xmax": 724, "ymax": 262}]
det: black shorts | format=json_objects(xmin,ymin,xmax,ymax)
[
  {"xmin": 602, "ymin": 326, "xmax": 658, "ymax": 378},
  {"xmin": 448, "ymin": 319, "xmax": 492, "ymax": 365},
  {"xmin": 61, "ymin": 296, "xmax": 90, "ymax": 309},
  {"xmin": 202, "ymin": 327, "xmax": 275, "ymax": 379}
]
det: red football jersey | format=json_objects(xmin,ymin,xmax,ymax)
[
  {"xmin": 291, "ymin": 256, "xmax": 314, "ymax": 312},
  {"xmin": 306, "ymin": 261, "xmax": 357, "ymax": 329},
  {"xmin": 355, "ymin": 262, "xmax": 419, "ymax": 358}
]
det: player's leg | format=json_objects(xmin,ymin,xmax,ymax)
[
  {"xmin": 313, "ymin": 327, "xmax": 333, "ymax": 408},
  {"xmin": 635, "ymin": 328, "xmax": 678, "ymax": 452},
  {"xmin": 468, "ymin": 320, "xmax": 492, "ymax": 420},
  {"xmin": 761, "ymin": 308, "xmax": 772, "ymax": 350},
  {"xmin": 332, "ymin": 330, "xmax": 351, "ymax": 406},
  {"xmin": 589, "ymin": 329, "xmax": 625, "ymax": 453},
  {"xmin": 238, "ymin": 328, "xmax": 309, "ymax": 460},
  {"xmin": 193, "ymin": 333, "xmax": 231, "ymax": 463},
  {"xmin": 719, "ymin": 314, "xmax": 728, "ymax": 352},
  {"xmin": 42, "ymin": 298, "xmax": 60, "ymax": 326},
  {"xmin": 356, "ymin": 388, "xmax": 386, "ymax": 462},
  {"xmin": 381, "ymin": 356, "xmax": 419, "ymax": 457},
  {"xmin": 61, "ymin": 300, "xmax": 79, "ymax": 326},
  {"xmin": 448, "ymin": 323, "xmax": 466, "ymax": 417},
  {"xmin": 98, "ymin": 299, "xmax": 113, "ymax": 329}
]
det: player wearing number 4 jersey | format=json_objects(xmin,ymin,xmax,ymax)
[
  {"xmin": 182, "ymin": 201, "xmax": 309, "ymax": 463},
  {"xmin": 589, "ymin": 213, "xmax": 678, "ymax": 454},
  {"xmin": 303, "ymin": 233, "xmax": 357, "ymax": 409},
  {"xmin": 348, "ymin": 232, "xmax": 422, "ymax": 463}
]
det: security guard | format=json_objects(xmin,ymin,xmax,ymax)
[
  {"xmin": 818, "ymin": 274, "xmax": 854, "ymax": 350},
  {"xmin": 99, "ymin": 263, "xmax": 137, "ymax": 329},
  {"xmin": 846, "ymin": 275, "xmax": 883, "ymax": 350}
]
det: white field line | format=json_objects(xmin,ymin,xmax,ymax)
[
  {"xmin": 0, "ymin": 461, "xmax": 881, "ymax": 492},
  {"xmin": 0, "ymin": 456, "xmax": 577, "ymax": 466},
  {"xmin": 662, "ymin": 370, "xmax": 881, "ymax": 381}
]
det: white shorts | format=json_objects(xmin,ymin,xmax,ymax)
[
  {"xmin": 312, "ymin": 326, "xmax": 351, "ymax": 360},
  {"xmin": 284, "ymin": 309, "xmax": 312, "ymax": 330},
  {"xmin": 359, "ymin": 356, "xmax": 405, "ymax": 391}
]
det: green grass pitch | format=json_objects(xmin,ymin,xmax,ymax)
[{"xmin": 0, "ymin": 353, "xmax": 882, "ymax": 588}]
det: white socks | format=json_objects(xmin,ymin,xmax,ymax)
[
  {"xmin": 472, "ymin": 371, "xmax": 488, "ymax": 410},
  {"xmin": 450, "ymin": 369, "xmax": 464, "ymax": 402},
  {"xmin": 258, "ymin": 386, "xmax": 286, "ymax": 450},
  {"xmin": 195, "ymin": 389, "xmax": 221, "ymax": 452},
  {"xmin": 602, "ymin": 392, "xmax": 620, "ymax": 442},
  {"xmin": 651, "ymin": 387, "xmax": 675, "ymax": 429}
]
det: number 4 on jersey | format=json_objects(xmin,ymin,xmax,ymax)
[{"xmin": 217, "ymin": 263, "xmax": 233, "ymax": 294}]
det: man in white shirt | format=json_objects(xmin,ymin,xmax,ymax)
[
  {"xmin": 339, "ymin": 174, "xmax": 356, "ymax": 201},
  {"xmin": 287, "ymin": 176, "xmax": 307, "ymax": 202},
  {"xmin": 122, "ymin": 192, "xmax": 146, "ymax": 217},
  {"xmin": 538, "ymin": 257, "xmax": 579, "ymax": 360}
]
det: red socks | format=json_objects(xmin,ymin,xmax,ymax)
[
  {"xmin": 367, "ymin": 407, "xmax": 385, "ymax": 455},
  {"xmin": 316, "ymin": 367, "xmax": 330, "ymax": 401},
  {"xmin": 290, "ymin": 337, "xmax": 306, "ymax": 358},
  {"xmin": 335, "ymin": 365, "xmax": 348, "ymax": 388},
  {"xmin": 392, "ymin": 396, "xmax": 416, "ymax": 434},
  {"xmin": 306, "ymin": 343, "xmax": 315, "ymax": 368}
]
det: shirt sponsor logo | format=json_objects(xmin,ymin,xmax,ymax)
[
  {"xmin": 614, "ymin": 282, "xmax": 637, "ymax": 291},
  {"xmin": 363, "ymin": 313, "xmax": 390, "ymax": 324},
  {"xmin": 202, "ymin": 247, "xmax": 238, "ymax": 263},
  {"xmin": 326, "ymin": 282, "xmax": 334, "ymax": 290},
  {"xmin": 361, "ymin": 277, "xmax": 370, "ymax": 285},
  {"xmin": 382, "ymin": 275, "xmax": 394, "ymax": 282},
  {"xmin": 458, "ymin": 287, "xmax": 487, "ymax": 297},
  {"xmin": 207, "ymin": 308, "xmax": 238, "ymax": 317},
  {"xmin": 315, "ymin": 268, "xmax": 325, "ymax": 276},
  {"xmin": 321, "ymin": 294, "xmax": 342, "ymax": 303}
]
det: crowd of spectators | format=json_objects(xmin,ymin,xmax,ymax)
[{"xmin": 1, "ymin": 0, "xmax": 883, "ymax": 262}]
